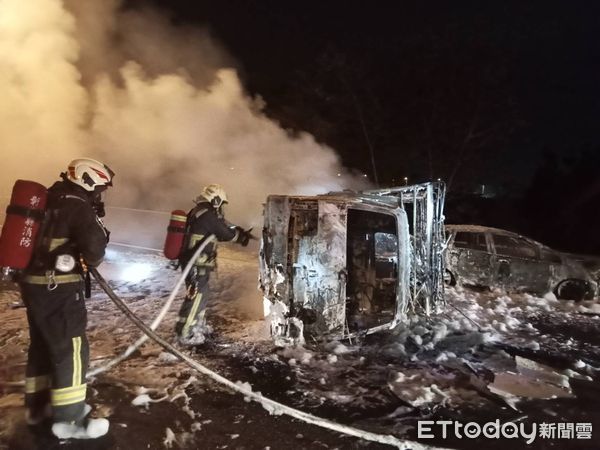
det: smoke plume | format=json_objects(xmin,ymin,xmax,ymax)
[{"xmin": 0, "ymin": 0, "xmax": 363, "ymax": 228}]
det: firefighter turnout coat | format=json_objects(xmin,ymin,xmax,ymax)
[
  {"xmin": 19, "ymin": 180, "xmax": 108, "ymax": 422},
  {"xmin": 176, "ymin": 201, "xmax": 241, "ymax": 340}
]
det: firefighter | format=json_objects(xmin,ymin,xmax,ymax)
[
  {"xmin": 19, "ymin": 158, "xmax": 114, "ymax": 439},
  {"xmin": 175, "ymin": 184, "xmax": 251, "ymax": 346}
]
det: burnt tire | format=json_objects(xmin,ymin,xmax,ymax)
[
  {"xmin": 554, "ymin": 279, "xmax": 591, "ymax": 302},
  {"xmin": 444, "ymin": 269, "xmax": 456, "ymax": 287}
]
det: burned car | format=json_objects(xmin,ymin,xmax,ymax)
[
  {"xmin": 445, "ymin": 225, "xmax": 598, "ymax": 300},
  {"xmin": 259, "ymin": 183, "xmax": 446, "ymax": 342}
]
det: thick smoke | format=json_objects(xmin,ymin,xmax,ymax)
[
  {"xmin": 0, "ymin": 0, "xmax": 88, "ymax": 188},
  {"xmin": 0, "ymin": 0, "xmax": 363, "ymax": 228}
]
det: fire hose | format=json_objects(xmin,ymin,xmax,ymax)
[
  {"xmin": 3, "ymin": 236, "xmax": 447, "ymax": 449},
  {"xmin": 0, "ymin": 236, "xmax": 217, "ymax": 388},
  {"xmin": 88, "ymin": 235, "xmax": 216, "ymax": 377},
  {"xmin": 90, "ymin": 270, "xmax": 448, "ymax": 449}
]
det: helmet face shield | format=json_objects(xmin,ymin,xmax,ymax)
[
  {"xmin": 94, "ymin": 184, "xmax": 109, "ymax": 199},
  {"xmin": 104, "ymin": 165, "xmax": 115, "ymax": 186},
  {"xmin": 210, "ymin": 197, "xmax": 225, "ymax": 208}
]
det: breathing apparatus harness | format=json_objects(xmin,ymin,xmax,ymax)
[{"xmin": 28, "ymin": 177, "xmax": 108, "ymax": 295}]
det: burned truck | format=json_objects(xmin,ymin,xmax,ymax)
[{"xmin": 259, "ymin": 182, "xmax": 446, "ymax": 342}]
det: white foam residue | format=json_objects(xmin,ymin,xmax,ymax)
[
  {"xmin": 392, "ymin": 385, "xmax": 438, "ymax": 407},
  {"xmin": 435, "ymin": 352, "xmax": 450, "ymax": 362},
  {"xmin": 236, "ymin": 381, "xmax": 254, "ymax": 402},
  {"xmin": 331, "ymin": 342, "xmax": 353, "ymax": 355},
  {"xmin": 181, "ymin": 405, "xmax": 196, "ymax": 419},
  {"xmin": 163, "ymin": 428, "xmax": 176, "ymax": 448},
  {"xmin": 523, "ymin": 341, "xmax": 540, "ymax": 350},
  {"xmin": 158, "ymin": 352, "xmax": 180, "ymax": 364},
  {"xmin": 574, "ymin": 360, "xmax": 587, "ymax": 369},
  {"xmin": 132, "ymin": 393, "xmax": 169, "ymax": 408},
  {"xmin": 579, "ymin": 303, "xmax": 600, "ymax": 313},
  {"xmin": 432, "ymin": 323, "xmax": 449, "ymax": 343},
  {"xmin": 131, "ymin": 394, "xmax": 152, "ymax": 408}
]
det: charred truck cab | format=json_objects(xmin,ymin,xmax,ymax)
[{"xmin": 259, "ymin": 182, "xmax": 446, "ymax": 343}]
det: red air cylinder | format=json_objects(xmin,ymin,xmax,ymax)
[
  {"xmin": 163, "ymin": 209, "xmax": 187, "ymax": 260},
  {"xmin": 0, "ymin": 180, "xmax": 48, "ymax": 270}
]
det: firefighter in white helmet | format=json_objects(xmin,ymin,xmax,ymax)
[
  {"xmin": 19, "ymin": 158, "xmax": 113, "ymax": 439},
  {"xmin": 175, "ymin": 184, "xmax": 251, "ymax": 346}
]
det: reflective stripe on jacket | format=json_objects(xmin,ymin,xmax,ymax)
[{"xmin": 22, "ymin": 273, "xmax": 82, "ymax": 285}]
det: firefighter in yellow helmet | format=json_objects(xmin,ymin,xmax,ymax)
[
  {"xmin": 19, "ymin": 158, "xmax": 113, "ymax": 439},
  {"xmin": 175, "ymin": 184, "xmax": 251, "ymax": 346}
]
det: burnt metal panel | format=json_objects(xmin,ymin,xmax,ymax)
[
  {"xmin": 259, "ymin": 182, "xmax": 447, "ymax": 341},
  {"xmin": 259, "ymin": 196, "xmax": 291, "ymax": 302},
  {"xmin": 446, "ymin": 230, "xmax": 494, "ymax": 288},
  {"xmin": 291, "ymin": 201, "xmax": 347, "ymax": 335},
  {"xmin": 364, "ymin": 182, "xmax": 447, "ymax": 315}
]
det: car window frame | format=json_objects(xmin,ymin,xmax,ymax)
[
  {"xmin": 490, "ymin": 233, "xmax": 540, "ymax": 260},
  {"xmin": 450, "ymin": 230, "xmax": 490, "ymax": 253},
  {"xmin": 538, "ymin": 246, "xmax": 563, "ymax": 264}
]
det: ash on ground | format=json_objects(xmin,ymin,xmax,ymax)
[{"xmin": 1, "ymin": 245, "xmax": 599, "ymax": 449}]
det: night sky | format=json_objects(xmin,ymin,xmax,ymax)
[{"xmin": 137, "ymin": 0, "xmax": 599, "ymax": 193}]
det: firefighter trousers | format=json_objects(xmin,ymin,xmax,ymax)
[
  {"xmin": 20, "ymin": 282, "xmax": 89, "ymax": 423},
  {"xmin": 175, "ymin": 267, "xmax": 210, "ymax": 340}
]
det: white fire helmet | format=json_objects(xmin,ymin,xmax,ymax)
[
  {"xmin": 196, "ymin": 184, "xmax": 228, "ymax": 208},
  {"xmin": 66, "ymin": 158, "xmax": 114, "ymax": 192}
]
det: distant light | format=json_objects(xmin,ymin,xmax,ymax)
[
  {"xmin": 120, "ymin": 263, "xmax": 153, "ymax": 283},
  {"xmin": 337, "ymin": 173, "xmax": 341, "ymax": 177},
  {"xmin": 363, "ymin": 174, "xmax": 368, "ymax": 177},
  {"xmin": 104, "ymin": 248, "xmax": 118, "ymax": 261},
  {"xmin": 437, "ymin": 178, "xmax": 441, "ymax": 182},
  {"xmin": 230, "ymin": 167, "xmax": 235, "ymax": 170}
]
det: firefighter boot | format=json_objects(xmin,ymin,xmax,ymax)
[
  {"xmin": 178, "ymin": 329, "xmax": 206, "ymax": 346},
  {"xmin": 27, "ymin": 402, "xmax": 92, "ymax": 426},
  {"xmin": 51, "ymin": 417, "xmax": 109, "ymax": 440},
  {"xmin": 25, "ymin": 403, "xmax": 52, "ymax": 426},
  {"xmin": 178, "ymin": 314, "xmax": 211, "ymax": 347}
]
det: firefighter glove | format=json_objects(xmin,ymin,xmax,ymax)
[{"xmin": 235, "ymin": 227, "xmax": 251, "ymax": 247}]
